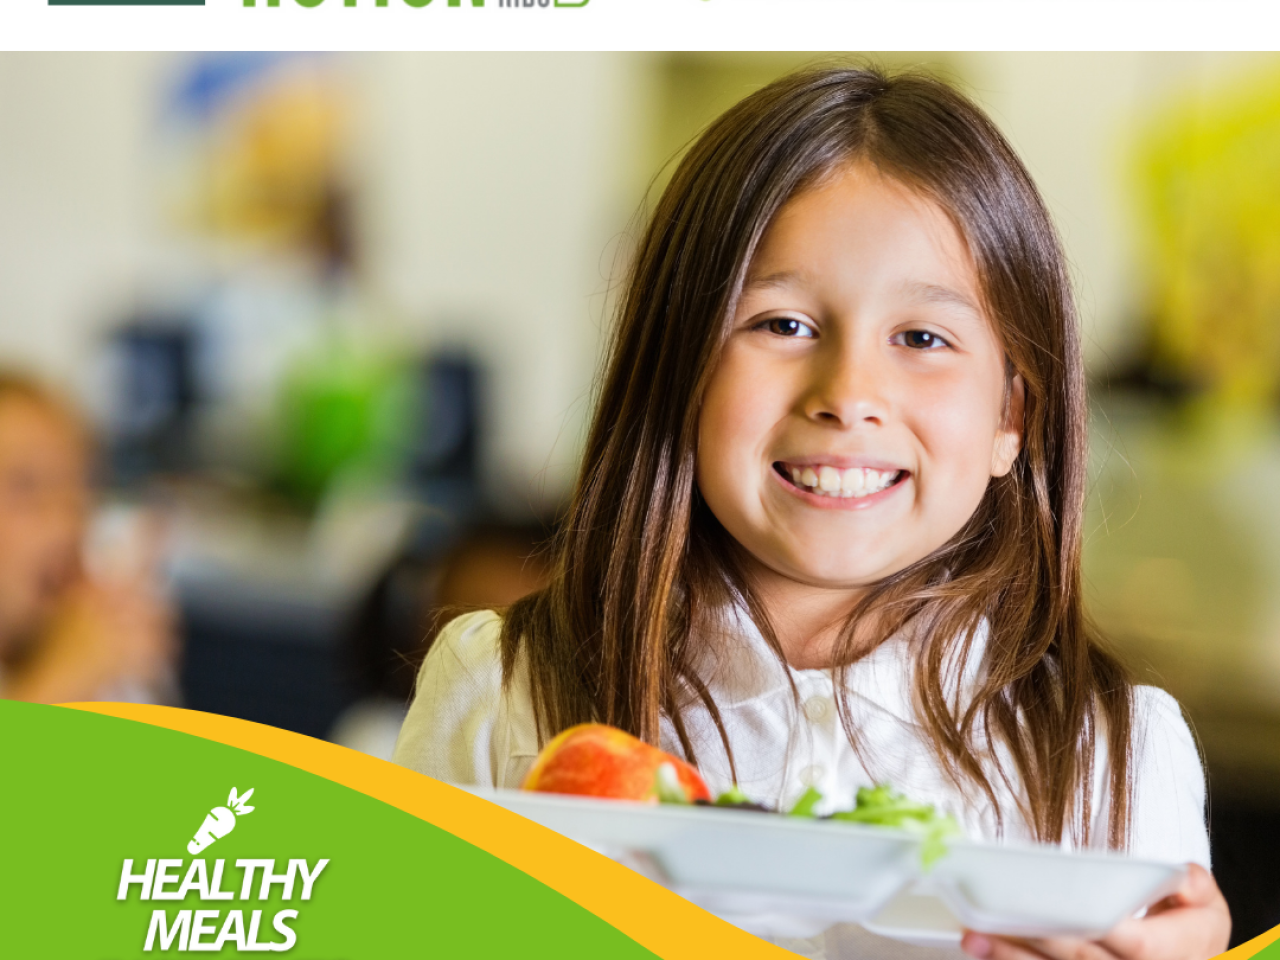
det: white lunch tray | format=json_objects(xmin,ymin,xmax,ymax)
[{"xmin": 464, "ymin": 786, "xmax": 1186, "ymax": 944}]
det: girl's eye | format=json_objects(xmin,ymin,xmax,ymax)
[
  {"xmin": 895, "ymin": 330, "xmax": 949, "ymax": 350},
  {"xmin": 761, "ymin": 316, "xmax": 816, "ymax": 339}
]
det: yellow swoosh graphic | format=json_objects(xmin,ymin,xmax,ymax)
[{"xmin": 63, "ymin": 701, "xmax": 792, "ymax": 959}]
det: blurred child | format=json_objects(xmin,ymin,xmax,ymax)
[
  {"xmin": 330, "ymin": 522, "xmax": 551, "ymax": 760},
  {"xmin": 0, "ymin": 372, "xmax": 178, "ymax": 704}
]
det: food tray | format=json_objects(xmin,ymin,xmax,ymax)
[{"xmin": 465, "ymin": 786, "xmax": 1186, "ymax": 943}]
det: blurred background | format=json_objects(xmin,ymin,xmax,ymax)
[{"xmin": 2, "ymin": 52, "xmax": 1279, "ymax": 943}]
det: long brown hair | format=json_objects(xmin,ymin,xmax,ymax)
[{"xmin": 500, "ymin": 65, "xmax": 1133, "ymax": 848}]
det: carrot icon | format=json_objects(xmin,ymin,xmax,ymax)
[{"xmin": 187, "ymin": 788, "xmax": 255, "ymax": 855}]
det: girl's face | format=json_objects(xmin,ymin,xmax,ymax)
[{"xmin": 697, "ymin": 162, "xmax": 1023, "ymax": 596}]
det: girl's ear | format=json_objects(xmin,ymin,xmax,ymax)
[{"xmin": 990, "ymin": 373, "xmax": 1025, "ymax": 478}]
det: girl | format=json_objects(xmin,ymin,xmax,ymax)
[{"xmin": 393, "ymin": 67, "xmax": 1231, "ymax": 960}]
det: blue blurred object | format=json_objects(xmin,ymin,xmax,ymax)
[
  {"xmin": 179, "ymin": 569, "xmax": 354, "ymax": 742},
  {"xmin": 167, "ymin": 53, "xmax": 297, "ymax": 122},
  {"xmin": 404, "ymin": 351, "xmax": 483, "ymax": 518},
  {"xmin": 101, "ymin": 318, "xmax": 203, "ymax": 483}
]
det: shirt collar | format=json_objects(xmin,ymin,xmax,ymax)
[{"xmin": 695, "ymin": 602, "xmax": 988, "ymax": 726}]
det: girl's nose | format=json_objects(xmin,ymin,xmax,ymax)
[{"xmin": 801, "ymin": 342, "xmax": 889, "ymax": 428}]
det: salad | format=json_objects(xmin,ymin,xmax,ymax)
[
  {"xmin": 659, "ymin": 770, "xmax": 961, "ymax": 868},
  {"xmin": 520, "ymin": 723, "xmax": 962, "ymax": 869}
]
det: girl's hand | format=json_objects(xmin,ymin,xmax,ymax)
[{"xmin": 960, "ymin": 863, "xmax": 1231, "ymax": 960}]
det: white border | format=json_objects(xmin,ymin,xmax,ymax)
[{"xmin": 2, "ymin": 0, "xmax": 1278, "ymax": 53}]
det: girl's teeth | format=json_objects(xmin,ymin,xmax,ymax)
[{"xmin": 785, "ymin": 464, "xmax": 899, "ymax": 499}]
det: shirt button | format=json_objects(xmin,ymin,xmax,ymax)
[
  {"xmin": 800, "ymin": 764, "xmax": 825, "ymax": 786},
  {"xmin": 803, "ymin": 696, "xmax": 830, "ymax": 723}
]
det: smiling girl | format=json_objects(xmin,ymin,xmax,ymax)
[{"xmin": 393, "ymin": 67, "xmax": 1230, "ymax": 959}]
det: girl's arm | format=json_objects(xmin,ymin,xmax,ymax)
[
  {"xmin": 1123, "ymin": 687, "xmax": 1212, "ymax": 868},
  {"xmin": 392, "ymin": 609, "xmax": 537, "ymax": 788}
]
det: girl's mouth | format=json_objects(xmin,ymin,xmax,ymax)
[{"xmin": 773, "ymin": 461, "xmax": 907, "ymax": 500}]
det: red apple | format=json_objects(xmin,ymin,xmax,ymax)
[{"xmin": 520, "ymin": 723, "xmax": 711, "ymax": 803}]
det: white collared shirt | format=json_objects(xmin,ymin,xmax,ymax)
[{"xmin": 393, "ymin": 608, "xmax": 1210, "ymax": 870}]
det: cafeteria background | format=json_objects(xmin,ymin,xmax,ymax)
[{"xmin": 2, "ymin": 52, "xmax": 1278, "ymax": 946}]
